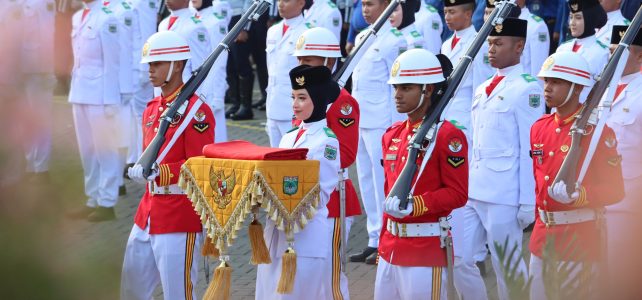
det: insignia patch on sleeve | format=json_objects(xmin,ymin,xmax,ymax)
[
  {"xmin": 338, "ymin": 118, "xmax": 355, "ymax": 127},
  {"xmin": 607, "ymin": 155, "xmax": 622, "ymax": 167},
  {"xmin": 448, "ymin": 137, "xmax": 463, "ymax": 153},
  {"xmin": 333, "ymin": 18, "xmax": 340, "ymax": 26},
  {"xmin": 447, "ymin": 156, "xmax": 465, "ymax": 168},
  {"xmin": 529, "ymin": 94, "xmax": 541, "ymax": 108},
  {"xmin": 604, "ymin": 136, "xmax": 617, "ymax": 148},
  {"xmin": 432, "ymin": 21, "xmax": 439, "ymax": 30},
  {"xmin": 324, "ymin": 145, "xmax": 337, "ymax": 160},
  {"xmin": 125, "ymin": 17, "xmax": 132, "ymax": 26},
  {"xmin": 193, "ymin": 122, "xmax": 209, "ymax": 133},
  {"xmin": 108, "ymin": 24, "xmax": 117, "ymax": 33},
  {"xmin": 198, "ymin": 32, "xmax": 206, "ymax": 42},
  {"xmin": 538, "ymin": 32, "xmax": 547, "ymax": 42}
]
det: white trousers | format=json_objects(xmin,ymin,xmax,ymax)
[
  {"xmin": 529, "ymin": 255, "xmax": 597, "ymax": 300},
  {"xmin": 356, "ymin": 127, "xmax": 386, "ymax": 248},
  {"xmin": 266, "ymin": 119, "xmax": 293, "ymax": 147},
  {"xmin": 213, "ymin": 108, "xmax": 227, "ymax": 142},
  {"xmin": 375, "ymin": 257, "xmax": 448, "ymax": 300},
  {"xmin": 457, "ymin": 200, "xmax": 527, "ymax": 300},
  {"xmin": 72, "ymin": 104, "xmax": 121, "ymax": 208},
  {"xmin": 120, "ymin": 224, "xmax": 202, "ymax": 300},
  {"xmin": 325, "ymin": 217, "xmax": 353, "ymax": 300},
  {"xmin": 255, "ymin": 254, "xmax": 330, "ymax": 299},
  {"xmin": 24, "ymin": 73, "xmax": 54, "ymax": 173}
]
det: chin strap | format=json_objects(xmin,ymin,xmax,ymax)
[
  {"xmin": 407, "ymin": 84, "xmax": 426, "ymax": 114},
  {"xmin": 162, "ymin": 61, "xmax": 175, "ymax": 87},
  {"xmin": 559, "ymin": 82, "xmax": 576, "ymax": 108}
]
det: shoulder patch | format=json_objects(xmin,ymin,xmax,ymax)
[
  {"xmin": 391, "ymin": 28, "xmax": 403, "ymax": 37},
  {"xmin": 102, "ymin": 6, "xmax": 113, "ymax": 14},
  {"xmin": 327, "ymin": 1, "xmax": 337, "ymax": 8},
  {"xmin": 121, "ymin": 1, "xmax": 132, "ymax": 10},
  {"xmin": 324, "ymin": 144, "xmax": 338, "ymax": 160},
  {"xmin": 286, "ymin": 126, "xmax": 299, "ymax": 133},
  {"xmin": 410, "ymin": 30, "xmax": 421, "ymax": 38},
  {"xmin": 324, "ymin": 127, "xmax": 337, "ymax": 138},
  {"xmin": 448, "ymin": 119, "xmax": 466, "ymax": 130},
  {"xmin": 624, "ymin": 19, "xmax": 631, "ymax": 25},
  {"xmin": 108, "ymin": 23, "xmax": 118, "ymax": 33},
  {"xmin": 386, "ymin": 121, "xmax": 403, "ymax": 133},
  {"xmin": 191, "ymin": 16, "xmax": 202, "ymax": 24},
  {"xmin": 531, "ymin": 14, "xmax": 543, "ymax": 22},
  {"xmin": 426, "ymin": 4, "xmax": 437, "ymax": 12},
  {"xmin": 447, "ymin": 156, "xmax": 465, "ymax": 168},
  {"xmin": 596, "ymin": 40, "xmax": 607, "ymax": 49},
  {"xmin": 521, "ymin": 74, "xmax": 537, "ymax": 82},
  {"xmin": 305, "ymin": 22, "xmax": 313, "ymax": 29}
]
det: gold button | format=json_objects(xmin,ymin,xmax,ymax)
[
  {"xmin": 549, "ymin": 151, "xmax": 554, "ymax": 157},
  {"xmin": 555, "ymin": 128, "xmax": 561, "ymax": 133},
  {"xmin": 544, "ymin": 175, "xmax": 549, "ymax": 181},
  {"xmin": 154, "ymin": 127, "xmax": 158, "ymax": 132},
  {"xmin": 159, "ymin": 107, "xmax": 164, "ymax": 112},
  {"xmin": 402, "ymin": 156, "xmax": 406, "ymax": 161},
  {"xmin": 543, "ymin": 200, "xmax": 548, "ymax": 206}
]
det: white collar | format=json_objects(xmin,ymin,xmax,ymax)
[
  {"xmin": 300, "ymin": 119, "xmax": 325, "ymax": 130},
  {"xmin": 620, "ymin": 72, "xmax": 641, "ymax": 84},
  {"xmin": 519, "ymin": 7, "xmax": 530, "ymax": 18},
  {"xmin": 496, "ymin": 64, "xmax": 523, "ymax": 77},
  {"xmin": 85, "ymin": 0, "xmax": 102, "ymax": 10},
  {"xmin": 454, "ymin": 25, "xmax": 475, "ymax": 37},
  {"xmin": 400, "ymin": 23, "xmax": 418, "ymax": 34},
  {"xmin": 284, "ymin": 14, "xmax": 305, "ymax": 27},
  {"xmin": 170, "ymin": 7, "xmax": 195, "ymax": 18},
  {"xmin": 607, "ymin": 10, "xmax": 623, "ymax": 21},
  {"xmin": 575, "ymin": 35, "xmax": 596, "ymax": 46}
]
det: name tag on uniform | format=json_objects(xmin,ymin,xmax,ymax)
[{"xmin": 385, "ymin": 154, "xmax": 397, "ymax": 160}]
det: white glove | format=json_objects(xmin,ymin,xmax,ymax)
[
  {"xmin": 516, "ymin": 204, "xmax": 535, "ymax": 229},
  {"xmin": 384, "ymin": 196, "xmax": 413, "ymax": 219},
  {"xmin": 547, "ymin": 180, "xmax": 580, "ymax": 204},
  {"xmin": 127, "ymin": 164, "xmax": 159, "ymax": 183}
]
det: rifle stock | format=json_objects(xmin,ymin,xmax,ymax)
[
  {"xmin": 137, "ymin": 0, "xmax": 271, "ymax": 177},
  {"xmin": 393, "ymin": 0, "xmax": 517, "ymax": 209},
  {"xmin": 332, "ymin": 0, "xmax": 404, "ymax": 88},
  {"xmin": 553, "ymin": 6, "xmax": 642, "ymax": 194}
]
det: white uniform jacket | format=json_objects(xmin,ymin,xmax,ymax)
[
  {"xmin": 519, "ymin": 8, "xmax": 550, "ymax": 78},
  {"xmin": 21, "ymin": 0, "xmax": 55, "ymax": 75},
  {"xmin": 606, "ymin": 72, "xmax": 642, "ymax": 212},
  {"xmin": 263, "ymin": 120, "xmax": 341, "ymax": 258},
  {"xmin": 197, "ymin": 6, "xmax": 229, "ymax": 110},
  {"xmin": 596, "ymin": 10, "xmax": 630, "ymax": 46},
  {"xmin": 69, "ymin": 1, "xmax": 121, "ymax": 105},
  {"xmin": 212, "ymin": 0, "xmax": 232, "ymax": 25},
  {"xmin": 131, "ymin": 0, "xmax": 161, "ymax": 83},
  {"xmin": 470, "ymin": 65, "xmax": 544, "ymax": 206},
  {"xmin": 265, "ymin": 15, "xmax": 311, "ymax": 121},
  {"xmin": 441, "ymin": 25, "xmax": 487, "ymax": 133},
  {"xmin": 110, "ymin": 0, "xmax": 135, "ymax": 94},
  {"xmin": 556, "ymin": 35, "xmax": 608, "ymax": 100},
  {"xmin": 414, "ymin": 3, "xmax": 442, "ymax": 54},
  {"xmin": 401, "ymin": 23, "xmax": 428, "ymax": 50},
  {"xmin": 159, "ymin": 8, "xmax": 212, "ymax": 100},
  {"xmin": 352, "ymin": 22, "xmax": 407, "ymax": 129},
  {"xmin": 304, "ymin": 0, "xmax": 342, "ymax": 40}
]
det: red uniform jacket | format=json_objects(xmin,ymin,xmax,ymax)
[
  {"xmin": 379, "ymin": 120, "xmax": 468, "ymax": 267},
  {"xmin": 529, "ymin": 108, "xmax": 624, "ymax": 261},
  {"xmin": 293, "ymin": 88, "xmax": 362, "ymax": 217},
  {"xmin": 134, "ymin": 92, "xmax": 215, "ymax": 234}
]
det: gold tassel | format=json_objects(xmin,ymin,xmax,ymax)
[
  {"xmin": 248, "ymin": 219, "xmax": 272, "ymax": 265},
  {"xmin": 201, "ymin": 235, "xmax": 220, "ymax": 257},
  {"xmin": 277, "ymin": 247, "xmax": 297, "ymax": 294},
  {"xmin": 202, "ymin": 260, "xmax": 232, "ymax": 300}
]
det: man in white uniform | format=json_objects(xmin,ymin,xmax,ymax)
[
  {"xmin": 596, "ymin": 0, "xmax": 629, "ymax": 45},
  {"xmin": 414, "ymin": 2, "xmax": 442, "ymax": 54},
  {"xmin": 516, "ymin": 0, "xmax": 550, "ymax": 78},
  {"xmin": 304, "ymin": 0, "xmax": 342, "ymax": 40}
]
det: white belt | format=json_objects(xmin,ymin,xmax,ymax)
[
  {"xmin": 538, "ymin": 208, "xmax": 599, "ymax": 226},
  {"xmin": 386, "ymin": 220, "xmax": 440, "ymax": 238},
  {"xmin": 148, "ymin": 183, "xmax": 186, "ymax": 195}
]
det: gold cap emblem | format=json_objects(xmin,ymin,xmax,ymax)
[
  {"xmin": 449, "ymin": 0, "xmax": 455, "ymax": 3},
  {"xmin": 619, "ymin": 30, "xmax": 625, "ymax": 38},
  {"xmin": 571, "ymin": 4, "xmax": 578, "ymax": 11},
  {"xmin": 142, "ymin": 42, "xmax": 150, "ymax": 57},
  {"xmin": 296, "ymin": 35, "xmax": 305, "ymax": 50},
  {"xmin": 488, "ymin": 0, "xmax": 495, "ymax": 5},
  {"xmin": 296, "ymin": 76, "xmax": 305, "ymax": 86},
  {"xmin": 391, "ymin": 60, "xmax": 400, "ymax": 77},
  {"xmin": 494, "ymin": 24, "xmax": 503, "ymax": 33},
  {"xmin": 542, "ymin": 57, "xmax": 554, "ymax": 71}
]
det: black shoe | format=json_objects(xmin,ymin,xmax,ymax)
[
  {"xmin": 119, "ymin": 185, "xmax": 127, "ymax": 196},
  {"xmin": 349, "ymin": 247, "xmax": 377, "ymax": 262},
  {"xmin": 252, "ymin": 99, "xmax": 266, "ymax": 109},
  {"xmin": 87, "ymin": 206, "xmax": 116, "ymax": 222},
  {"xmin": 231, "ymin": 106, "xmax": 253, "ymax": 120},
  {"xmin": 123, "ymin": 163, "xmax": 135, "ymax": 179},
  {"xmin": 66, "ymin": 206, "xmax": 96, "ymax": 220},
  {"xmin": 225, "ymin": 105, "xmax": 240, "ymax": 118},
  {"xmin": 365, "ymin": 251, "xmax": 378, "ymax": 265}
]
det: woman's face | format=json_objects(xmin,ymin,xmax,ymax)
[
  {"xmin": 569, "ymin": 12, "xmax": 585, "ymax": 37},
  {"xmin": 292, "ymin": 89, "xmax": 314, "ymax": 121},
  {"xmin": 389, "ymin": 4, "xmax": 403, "ymax": 28}
]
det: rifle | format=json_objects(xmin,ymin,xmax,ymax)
[
  {"xmin": 552, "ymin": 6, "xmax": 642, "ymax": 194},
  {"xmin": 390, "ymin": 0, "xmax": 518, "ymax": 209},
  {"xmin": 332, "ymin": 0, "xmax": 405, "ymax": 87},
  {"xmin": 136, "ymin": 0, "xmax": 272, "ymax": 177}
]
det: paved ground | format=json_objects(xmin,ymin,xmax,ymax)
[{"xmin": 0, "ymin": 95, "xmax": 527, "ymax": 299}]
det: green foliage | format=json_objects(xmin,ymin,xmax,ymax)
[{"xmin": 494, "ymin": 238, "xmax": 531, "ymax": 300}]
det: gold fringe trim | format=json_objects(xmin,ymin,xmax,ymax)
[
  {"xmin": 277, "ymin": 247, "xmax": 297, "ymax": 294},
  {"xmin": 202, "ymin": 260, "xmax": 232, "ymax": 300},
  {"xmin": 201, "ymin": 235, "xmax": 220, "ymax": 257},
  {"xmin": 248, "ymin": 219, "xmax": 271, "ymax": 265}
]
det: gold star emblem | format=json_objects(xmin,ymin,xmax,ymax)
[
  {"xmin": 571, "ymin": 4, "xmax": 578, "ymax": 11},
  {"xmin": 488, "ymin": 0, "xmax": 495, "ymax": 5},
  {"xmin": 542, "ymin": 57, "xmax": 554, "ymax": 71},
  {"xmin": 560, "ymin": 145, "xmax": 569, "ymax": 153},
  {"xmin": 391, "ymin": 60, "xmax": 400, "ymax": 77},
  {"xmin": 296, "ymin": 76, "xmax": 305, "ymax": 86},
  {"xmin": 142, "ymin": 42, "xmax": 150, "ymax": 57},
  {"xmin": 296, "ymin": 35, "xmax": 305, "ymax": 50},
  {"xmin": 449, "ymin": 0, "xmax": 455, "ymax": 3},
  {"xmin": 619, "ymin": 31, "xmax": 625, "ymax": 38},
  {"xmin": 494, "ymin": 24, "xmax": 503, "ymax": 33}
]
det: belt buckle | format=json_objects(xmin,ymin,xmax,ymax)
[
  {"xmin": 164, "ymin": 185, "xmax": 170, "ymax": 194},
  {"xmin": 545, "ymin": 211, "xmax": 556, "ymax": 226},
  {"xmin": 400, "ymin": 223, "xmax": 407, "ymax": 237}
]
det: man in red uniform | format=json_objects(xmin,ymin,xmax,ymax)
[
  {"xmin": 375, "ymin": 49, "xmax": 468, "ymax": 299},
  {"xmin": 292, "ymin": 27, "xmax": 362, "ymax": 298},
  {"xmin": 529, "ymin": 51, "xmax": 624, "ymax": 299},
  {"xmin": 120, "ymin": 31, "xmax": 215, "ymax": 300}
]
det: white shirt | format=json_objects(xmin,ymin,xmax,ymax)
[
  {"xmin": 109, "ymin": 0, "xmax": 136, "ymax": 94},
  {"xmin": 197, "ymin": 6, "xmax": 229, "ymax": 109},
  {"xmin": 470, "ymin": 64, "xmax": 544, "ymax": 206},
  {"xmin": 519, "ymin": 7, "xmax": 550, "ymax": 78},
  {"xmin": 400, "ymin": 23, "xmax": 428, "ymax": 50},
  {"xmin": 414, "ymin": 3, "xmax": 443, "ymax": 54},
  {"xmin": 596, "ymin": 10, "xmax": 629, "ymax": 46},
  {"xmin": 304, "ymin": 0, "xmax": 342, "ymax": 40}
]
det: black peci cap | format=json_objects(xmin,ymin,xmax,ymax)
[
  {"xmin": 444, "ymin": 0, "xmax": 475, "ymax": 8},
  {"xmin": 610, "ymin": 25, "xmax": 642, "ymax": 46},
  {"xmin": 489, "ymin": 18, "xmax": 527, "ymax": 38}
]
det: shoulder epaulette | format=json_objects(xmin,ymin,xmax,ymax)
[
  {"xmin": 521, "ymin": 73, "xmax": 537, "ymax": 83},
  {"xmin": 531, "ymin": 14, "xmax": 543, "ymax": 22},
  {"xmin": 213, "ymin": 12, "xmax": 225, "ymax": 20},
  {"xmin": 391, "ymin": 28, "xmax": 403, "ymax": 37},
  {"xmin": 327, "ymin": 1, "xmax": 337, "ymax": 8},
  {"xmin": 191, "ymin": 16, "xmax": 202, "ymax": 24},
  {"xmin": 596, "ymin": 40, "xmax": 607, "ymax": 49},
  {"xmin": 448, "ymin": 119, "xmax": 466, "ymax": 130},
  {"xmin": 286, "ymin": 126, "xmax": 299, "ymax": 133},
  {"xmin": 624, "ymin": 19, "xmax": 631, "ymax": 25},
  {"xmin": 305, "ymin": 22, "xmax": 313, "ymax": 29},
  {"xmin": 101, "ymin": 6, "xmax": 113, "ymax": 14},
  {"xmin": 386, "ymin": 121, "xmax": 404, "ymax": 132},
  {"xmin": 121, "ymin": 1, "xmax": 132, "ymax": 10},
  {"xmin": 426, "ymin": 4, "xmax": 437, "ymax": 12},
  {"xmin": 410, "ymin": 30, "xmax": 421, "ymax": 38},
  {"xmin": 324, "ymin": 127, "xmax": 337, "ymax": 138}
]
